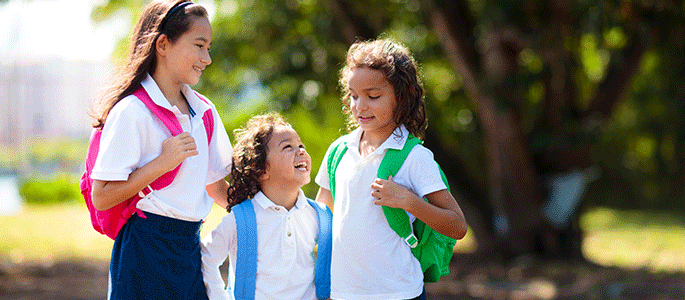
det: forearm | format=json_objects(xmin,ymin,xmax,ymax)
[
  {"xmin": 207, "ymin": 179, "xmax": 229, "ymax": 209},
  {"xmin": 201, "ymin": 233, "xmax": 231, "ymax": 300},
  {"xmin": 315, "ymin": 187, "xmax": 334, "ymax": 211},
  {"xmin": 91, "ymin": 157, "xmax": 169, "ymax": 211},
  {"xmin": 406, "ymin": 190, "xmax": 467, "ymax": 240}
]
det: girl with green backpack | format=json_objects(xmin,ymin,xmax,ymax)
[{"xmin": 314, "ymin": 39, "xmax": 468, "ymax": 299}]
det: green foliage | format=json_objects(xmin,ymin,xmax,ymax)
[
  {"xmin": 19, "ymin": 173, "xmax": 81, "ymax": 205},
  {"xmin": 92, "ymin": 0, "xmax": 685, "ymax": 219}
]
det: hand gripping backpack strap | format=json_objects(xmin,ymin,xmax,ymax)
[
  {"xmin": 307, "ymin": 199, "xmax": 332, "ymax": 300},
  {"xmin": 377, "ymin": 135, "xmax": 423, "ymax": 248},
  {"xmin": 232, "ymin": 200, "xmax": 258, "ymax": 300},
  {"xmin": 378, "ymin": 135, "xmax": 456, "ymax": 282},
  {"xmin": 133, "ymin": 88, "xmax": 184, "ymax": 190}
]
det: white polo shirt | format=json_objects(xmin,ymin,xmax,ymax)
[
  {"xmin": 201, "ymin": 190, "xmax": 320, "ymax": 300},
  {"xmin": 314, "ymin": 125, "xmax": 446, "ymax": 300},
  {"xmin": 91, "ymin": 74, "xmax": 232, "ymax": 221}
]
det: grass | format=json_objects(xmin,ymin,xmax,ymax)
[{"xmin": 1, "ymin": 204, "xmax": 684, "ymax": 274}]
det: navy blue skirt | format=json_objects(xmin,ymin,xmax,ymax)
[{"xmin": 108, "ymin": 212, "xmax": 208, "ymax": 300}]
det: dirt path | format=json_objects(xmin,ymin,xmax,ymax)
[{"xmin": 1, "ymin": 254, "xmax": 684, "ymax": 299}]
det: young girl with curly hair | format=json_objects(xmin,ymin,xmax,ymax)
[
  {"xmin": 201, "ymin": 113, "xmax": 331, "ymax": 300},
  {"xmin": 314, "ymin": 39, "xmax": 468, "ymax": 299}
]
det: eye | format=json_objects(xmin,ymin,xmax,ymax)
[
  {"xmin": 283, "ymin": 144, "xmax": 292, "ymax": 150},
  {"xmin": 369, "ymin": 95, "xmax": 380, "ymax": 100},
  {"xmin": 299, "ymin": 144, "xmax": 305, "ymax": 149}
]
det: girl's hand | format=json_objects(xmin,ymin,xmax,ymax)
[
  {"xmin": 158, "ymin": 132, "xmax": 198, "ymax": 172},
  {"xmin": 371, "ymin": 175, "xmax": 420, "ymax": 210}
]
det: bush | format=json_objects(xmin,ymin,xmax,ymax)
[{"xmin": 19, "ymin": 173, "xmax": 81, "ymax": 205}]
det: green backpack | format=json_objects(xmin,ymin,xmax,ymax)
[{"xmin": 326, "ymin": 134, "xmax": 456, "ymax": 282}]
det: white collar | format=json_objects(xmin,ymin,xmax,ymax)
[
  {"xmin": 140, "ymin": 74, "xmax": 211, "ymax": 115},
  {"xmin": 343, "ymin": 124, "xmax": 410, "ymax": 154},
  {"xmin": 252, "ymin": 189, "xmax": 307, "ymax": 211}
]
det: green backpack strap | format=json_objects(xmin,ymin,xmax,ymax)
[
  {"xmin": 326, "ymin": 136, "xmax": 348, "ymax": 199},
  {"xmin": 325, "ymin": 133, "xmax": 455, "ymax": 282},
  {"xmin": 377, "ymin": 135, "xmax": 423, "ymax": 247}
]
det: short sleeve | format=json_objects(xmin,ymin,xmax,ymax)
[
  {"xmin": 399, "ymin": 145, "xmax": 447, "ymax": 199},
  {"xmin": 91, "ymin": 97, "xmax": 146, "ymax": 181},
  {"xmin": 314, "ymin": 143, "xmax": 333, "ymax": 191},
  {"xmin": 205, "ymin": 105, "xmax": 233, "ymax": 185}
]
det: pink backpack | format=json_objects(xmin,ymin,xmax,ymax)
[{"xmin": 79, "ymin": 86, "xmax": 215, "ymax": 239}]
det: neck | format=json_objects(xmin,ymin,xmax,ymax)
[
  {"xmin": 151, "ymin": 69, "xmax": 184, "ymax": 107},
  {"xmin": 359, "ymin": 127, "xmax": 396, "ymax": 157},
  {"xmin": 261, "ymin": 182, "xmax": 300, "ymax": 211}
]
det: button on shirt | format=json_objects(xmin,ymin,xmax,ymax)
[
  {"xmin": 201, "ymin": 190, "xmax": 320, "ymax": 300},
  {"xmin": 91, "ymin": 75, "xmax": 233, "ymax": 221},
  {"xmin": 314, "ymin": 125, "xmax": 447, "ymax": 300}
]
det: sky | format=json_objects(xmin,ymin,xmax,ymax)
[
  {"xmin": 0, "ymin": 0, "xmax": 217, "ymax": 64},
  {"xmin": 0, "ymin": 0, "xmax": 129, "ymax": 64}
]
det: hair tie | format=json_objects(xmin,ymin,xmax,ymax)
[{"xmin": 160, "ymin": 2, "xmax": 192, "ymax": 30}]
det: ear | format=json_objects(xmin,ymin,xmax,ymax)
[
  {"xmin": 259, "ymin": 163, "xmax": 270, "ymax": 181},
  {"xmin": 156, "ymin": 34, "xmax": 170, "ymax": 57}
]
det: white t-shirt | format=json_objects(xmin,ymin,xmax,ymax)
[
  {"xmin": 314, "ymin": 125, "xmax": 446, "ymax": 300},
  {"xmin": 201, "ymin": 190, "xmax": 320, "ymax": 300},
  {"xmin": 91, "ymin": 74, "xmax": 232, "ymax": 221}
]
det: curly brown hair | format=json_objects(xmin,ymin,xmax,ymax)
[
  {"xmin": 226, "ymin": 113, "xmax": 290, "ymax": 212},
  {"xmin": 339, "ymin": 39, "xmax": 428, "ymax": 140}
]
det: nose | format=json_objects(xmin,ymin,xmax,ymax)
[
  {"xmin": 352, "ymin": 97, "xmax": 367, "ymax": 112},
  {"xmin": 201, "ymin": 49, "xmax": 212, "ymax": 65}
]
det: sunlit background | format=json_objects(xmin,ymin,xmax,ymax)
[{"xmin": 2, "ymin": 0, "xmax": 685, "ymax": 299}]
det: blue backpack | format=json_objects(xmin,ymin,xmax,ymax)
[{"xmin": 231, "ymin": 199, "xmax": 332, "ymax": 300}]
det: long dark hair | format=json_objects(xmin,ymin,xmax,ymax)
[
  {"xmin": 226, "ymin": 113, "xmax": 290, "ymax": 212},
  {"xmin": 91, "ymin": 0, "xmax": 208, "ymax": 128},
  {"xmin": 340, "ymin": 39, "xmax": 428, "ymax": 140}
]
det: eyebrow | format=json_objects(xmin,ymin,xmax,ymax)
[
  {"xmin": 195, "ymin": 37, "xmax": 211, "ymax": 44},
  {"xmin": 350, "ymin": 82, "xmax": 390, "ymax": 93},
  {"xmin": 278, "ymin": 138, "xmax": 293, "ymax": 147}
]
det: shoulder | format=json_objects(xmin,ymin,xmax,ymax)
[
  {"xmin": 194, "ymin": 90, "xmax": 217, "ymax": 107},
  {"xmin": 108, "ymin": 94, "xmax": 151, "ymax": 119},
  {"xmin": 216, "ymin": 210, "xmax": 237, "ymax": 232},
  {"xmin": 407, "ymin": 143, "xmax": 436, "ymax": 162},
  {"xmin": 307, "ymin": 198, "xmax": 331, "ymax": 213}
]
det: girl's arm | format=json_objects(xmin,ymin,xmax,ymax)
[
  {"xmin": 206, "ymin": 179, "xmax": 229, "ymax": 209},
  {"xmin": 91, "ymin": 133, "xmax": 198, "ymax": 211},
  {"xmin": 315, "ymin": 187, "xmax": 334, "ymax": 212},
  {"xmin": 371, "ymin": 176, "xmax": 467, "ymax": 240},
  {"xmin": 201, "ymin": 215, "xmax": 234, "ymax": 300}
]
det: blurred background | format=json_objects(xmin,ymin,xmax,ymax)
[{"xmin": 1, "ymin": 0, "xmax": 685, "ymax": 299}]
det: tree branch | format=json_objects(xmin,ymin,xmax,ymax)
[{"xmin": 584, "ymin": 36, "xmax": 647, "ymax": 120}]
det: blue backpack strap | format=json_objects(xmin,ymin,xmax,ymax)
[
  {"xmin": 307, "ymin": 199, "xmax": 332, "ymax": 300},
  {"xmin": 232, "ymin": 200, "xmax": 258, "ymax": 300}
]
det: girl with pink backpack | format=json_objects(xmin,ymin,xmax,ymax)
[{"xmin": 84, "ymin": 1, "xmax": 232, "ymax": 299}]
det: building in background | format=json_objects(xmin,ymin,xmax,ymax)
[{"xmin": 0, "ymin": 58, "xmax": 110, "ymax": 145}]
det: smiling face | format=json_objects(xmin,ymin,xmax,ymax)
[
  {"xmin": 346, "ymin": 67, "xmax": 398, "ymax": 142},
  {"xmin": 162, "ymin": 15, "xmax": 212, "ymax": 86},
  {"xmin": 261, "ymin": 125, "xmax": 311, "ymax": 189}
]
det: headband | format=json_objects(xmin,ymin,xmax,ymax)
[{"xmin": 159, "ymin": 2, "xmax": 193, "ymax": 30}]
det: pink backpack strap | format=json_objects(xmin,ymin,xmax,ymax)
[
  {"xmin": 132, "ymin": 87, "xmax": 183, "ymax": 192},
  {"xmin": 194, "ymin": 91, "xmax": 214, "ymax": 144}
]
